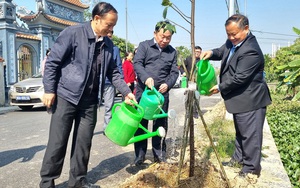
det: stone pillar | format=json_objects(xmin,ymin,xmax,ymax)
[{"xmin": 0, "ymin": 57, "xmax": 5, "ymax": 106}]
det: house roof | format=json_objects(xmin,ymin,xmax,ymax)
[
  {"xmin": 16, "ymin": 0, "xmax": 88, "ymax": 27},
  {"xmin": 17, "ymin": 11, "xmax": 79, "ymax": 27},
  {"xmin": 16, "ymin": 33, "xmax": 41, "ymax": 41},
  {"xmin": 63, "ymin": 0, "xmax": 89, "ymax": 9}
]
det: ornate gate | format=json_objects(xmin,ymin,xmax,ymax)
[{"xmin": 17, "ymin": 45, "xmax": 32, "ymax": 81}]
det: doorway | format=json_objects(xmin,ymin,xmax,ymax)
[{"xmin": 17, "ymin": 45, "xmax": 32, "ymax": 81}]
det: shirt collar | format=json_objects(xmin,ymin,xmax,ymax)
[
  {"xmin": 153, "ymin": 38, "xmax": 162, "ymax": 51},
  {"xmin": 92, "ymin": 29, "xmax": 103, "ymax": 42},
  {"xmin": 232, "ymin": 32, "xmax": 250, "ymax": 48}
]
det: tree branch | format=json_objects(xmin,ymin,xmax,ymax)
[
  {"xmin": 172, "ymin": 3, "xmax": 191, "ymax": 19},
  {"xmin": 167, "ymin": 19, "xmax": 191, "ymax": 34}
]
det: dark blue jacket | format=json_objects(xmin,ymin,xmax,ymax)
[
  {"xmin": 43, "ymin": 22, "xmax": 131, "ymax": 105},
  {"xmin": 133, "ymin": 38, "xmax": 179, "ymax": 99}
]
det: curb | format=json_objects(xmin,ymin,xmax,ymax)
[{"xmin": 0, "ymin": 106, "xmax": 19, "ymax": 115}]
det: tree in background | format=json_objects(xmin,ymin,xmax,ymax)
[
  {"xmin": 265, "ymin": 27, "xmax": 300, "ymax": 101},
  {"xmin": 111, "ymin": 35, "xmax": 135, "ymax": 59},
  {"xmin": 176, "ymin": 46, "xmax": 192, "ymax": 68}
]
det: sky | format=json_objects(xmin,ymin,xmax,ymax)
[{"xmin": 13, "ymin": 0, "xmax": 300, "ymax": 56}]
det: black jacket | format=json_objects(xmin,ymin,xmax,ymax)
[
  {"xmin": 133, "ymin": 38, "xmax": 179, "ymax": 99},
  {"xmin": 211, "ymin": 32, "xmax": 271, "ymax": 113},
  {"xmin": 43, "ymin": 22, "xmax": 131, "ymax": 105}
]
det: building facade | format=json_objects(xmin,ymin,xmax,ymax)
[{"xmin": 0, "ymin": 0, "xmax": 88, "ymax": 106}]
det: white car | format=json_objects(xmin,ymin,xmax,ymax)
[
  {"xmin": 173, "ymin": 70, "xmax": 182, "ymax": 88},
  {"xmin": 9, "ymin": 73, "xmax": 44, "ymax": 110}
]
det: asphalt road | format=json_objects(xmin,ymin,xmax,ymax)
[{"xmin": 0, "ymin": 88, "xmax": 222, "ymax": 188}]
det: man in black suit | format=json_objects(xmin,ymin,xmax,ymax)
[
  {"xmin": 201, "ymin": 14, "xmax": 271, "ymax": 179},
  {"xmin": 179, "ymin": 46, "xmax": 202, "ymax": 79}
]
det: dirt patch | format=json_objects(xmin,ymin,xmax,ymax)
[
  {"xmin": 119, "ymin": 101, "xmax": 229, "ymax": 188},
  {"xmin": 118, "ymin": 100, "xmax": 290, "ymax": 188}
]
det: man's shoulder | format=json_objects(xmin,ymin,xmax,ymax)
[
  {"xmin": 113, "ymin": 45, "xmax": 120, "ymax": 52},
  {"xmin": 63, "ymin": 22, "xmax": 93, "ymax": 37}
]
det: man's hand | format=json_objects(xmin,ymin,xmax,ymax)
[
  {"xmin": 200, "ymin": 50, "xmax": 213, "ymax": 60},
  {"xmin": 158, "ymin": 83, "xmax": 168, "ymax": 93},
  {"xmin": 42, "ymin": 93, "xmax": 56, "ymax": 108},
  {"xmin": 124, "ymin": 93, "xmax": 137, "ymax": 105},
  {"xmin": 209, "ymin": 85, "xmax": 219, "ymax": 95},
  {"xmin": 145, "ymin": 77, "xmax": 154, "ymax": 89}
]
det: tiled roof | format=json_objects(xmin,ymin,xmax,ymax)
[
  {"xmin": 62, "ymin": 0, "xmax": 89, "ymax": 9},
  {"xmin": 43, "ymin": 14, "xmax": 79, "ymax": 26},
  {"xmin": 16, "ymin": 33, "xmax": 41, "ymax": 41},
  {"xmin": 17, "ymin": 12, "xmax": 79, "ymax": 26}
]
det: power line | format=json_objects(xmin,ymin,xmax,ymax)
[
  {"xmin": 252, "ymin": 30, "xmax": 299, "ymax": 37},
  {"xmin": 256, "ymin": 37, "xmax": 295, "ymax": 41}
]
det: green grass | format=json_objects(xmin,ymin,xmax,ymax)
[{"xmin": 205, "ymin": 119, "xmax": 235, "ymax": 159}]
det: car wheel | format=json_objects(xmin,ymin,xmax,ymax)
[{"xmin": 19, "ymin": 106, "xmax": 33, "ymax": 111}]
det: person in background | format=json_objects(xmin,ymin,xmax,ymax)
[
  {"xmin": 133, "ymin": 20, "xmax": 179, "ymax": 166},
  {"xmin": 41, "ymin": 48, "xmax": 51, "ymax": 76},
  {"xmin": 40, "ymin": 2, "xmax": 136, "ymax": 188},
  {"xmin": 201, "ymin": 14, "xmax": 271, "ymax": 181},
  {"xmin": 180, "ymin": 46, "xmax": 202, "ymax": 79},
  {"xmin": 122, "ymin": 51, "xmax": 136, "ymax": 92},
  {"xmin": 102, "ymin": 30, "xmax": 123, "ymax": 132}
]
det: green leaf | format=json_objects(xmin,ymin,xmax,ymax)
[
  {"xmin": 293, "ymin": 27, "xmax": 300, "ymax": 35},
  {"xmin": 288, "ymin": 59, "xmax": 300, "ymax": 68},
  {"xmin": 277, "ymin": 65, "xmax": 289, "ymax": 70},
  {"xmin": 163, "ymin": 7, "xmax": 168, "ymax": 19},
  {"xmin": 292, "ymin": 91, "xmax": 300, "ymax": 101},
  {"xmin": 161, "ymin": 0, "xmax": 172, "ymax": 6}
]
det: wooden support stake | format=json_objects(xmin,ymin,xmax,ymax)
[{"xmin": 194, "ymin": 95, "xmax": 231, "ymax": 188}]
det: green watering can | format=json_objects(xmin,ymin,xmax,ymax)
[
  {"xmin": 139, "ymin": 87, "xmax": 175, "ymax": 120},
  {"xmin": 181, "ymin": 76, "xmax": 187, "ymax": 88},
  {"xmin": 196, "ymin": 59, "xmax": 217, "ymax": 95},
  {"xmin": 104, "ymin": 101, "xmax": 166, "ymax": 146}
]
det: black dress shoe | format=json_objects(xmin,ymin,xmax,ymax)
[
  {"xmin": 223, "ymin": 158, "xmax": 243, "ymax": 168},
  {"xmin": 134, "ymin": 156, "xmax": 145, "ymax": 166}
]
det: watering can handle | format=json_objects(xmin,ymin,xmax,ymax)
[
  {"xmin": 130, "ymin": 100, "xmax": 145, "ymax": 117},
  {"xmin": 145, "ymin": 86, "xmax": 163, "ymax": 101},
  {"xmin": 111, "ymin": 103, "xmax": 122, "ymax": 115}
]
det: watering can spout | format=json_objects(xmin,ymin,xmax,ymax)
[{"xmin": 127, "ymin": 127, "xmax": 166, "ymax": 145}]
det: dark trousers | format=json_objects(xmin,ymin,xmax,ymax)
[
  {"xmin": 40, "ymin": 96, "xmax": 97, "ymax": 188},
  {"xmin": 232, "ymin": 107, "xmax": 266, "ymax": 175},
  {"xmin": 134, "ymin": 95, "xmax": 169, "ymax": 160}
]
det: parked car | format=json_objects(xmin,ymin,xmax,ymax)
[
  {"xmin": 173, "ymin": 70, "xmax": 182, "ymax": 88},
  {"xmin": 9, "ymin": 73, "xmax": 44, "ymax": 110}
]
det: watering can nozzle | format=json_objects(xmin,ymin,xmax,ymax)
[
  {"xmin": 168, "ymin": 109, "xmax": 176, "ymax": 119},
  {"xmin": 158, "ymin": 126, "xmax": 166, "ymax": 137}
]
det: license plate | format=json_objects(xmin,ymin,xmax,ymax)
[{"xmin": 16, "ymin": 96, "xmax": 31, "ymax": 100}]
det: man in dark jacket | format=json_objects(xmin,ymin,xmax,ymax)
[
  {"xmin": 40, "ymin": 2, "xmax": 136, "ymax": 188},
  {"xmin": 180, "ymin": 45, "xmax": 202, "ymax": 79},
  {"xmin": 201, "ymin": 14, "xmax": 271, "ymax": 181},
  {"xmin": 102, "ymin": 30, "xmax": 123, "ymax": 132},
  {"xmin": 133, "ymin": 20, "xmax": 179, "ymax": 166}
]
